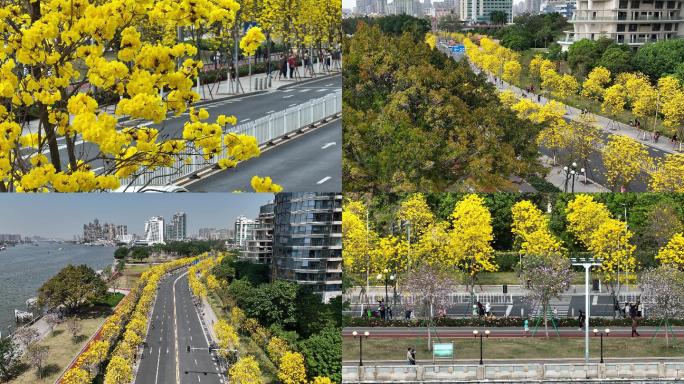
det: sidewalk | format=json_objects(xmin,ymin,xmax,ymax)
[{"xmin": 541, "ymin": 155, "xmax": 610, "ymax": 192}]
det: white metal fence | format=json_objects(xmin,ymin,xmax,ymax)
[{"xmin": 121, "ymin": 90, "xmax": 341, "ymax": 188}]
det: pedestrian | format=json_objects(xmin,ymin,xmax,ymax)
[
  {"xmin": 279, "ymin": 57, "xmax": 287, "ymax": 80},
  {"xmin": 407, "ymin": 347, "xmax": 414, "ymax": 365},
  {"xmin": 524, "ymin": 318, "xmax": 530, "ymax": 337},
  {"xmin": 388, "ymin": 306, "xmax": 393, "ymax": 320},
  {"xmin": 553, "ymin": 307, "xmax": 558, "ymax": 320},
  {"xmin": 537, "ymin": 94, "xmax": 541, "ymax": 102},
  {"xmin": 405, "ymin": 308, "xmax": 412, "ymax": 320},
  {"xmin": 411, "ymin": 348, "xmax": 417, "ymax": 365},
  {"xmin": 577, "ymin": 310, "xmax": 584, "ymax": 330},
  {"xmin": 476, "ymin": 301, "xmax": 485, "ymax": 317},
  {"xmin": 673, "ymin": 133, "xmax": 679, "ymax": 150},
  {"xmin": 287, "ymin": 54, "xmax": 296, "ymax": 79},
  {"xmin": 654, "ymin": 131, "xmax": 661, "ymax": 143},
  {"xmin": 631, "ymin": 304, "xmax": 640, "ymax": 337},
  {"xmin": 636, "ymin": 119, "xmax": 641, "ymax": 130},
  {"xmin": 485, "ymin": 302, "xmax": 491, "ymax": 317}
]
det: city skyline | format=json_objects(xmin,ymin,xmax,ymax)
[{"xmin": 0, "ymin": 194, "xmax": 273, "ymax": 239}]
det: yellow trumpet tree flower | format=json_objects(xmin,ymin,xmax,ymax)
[{"xmin": 656, "ymin": 233, "xmax": 684, "ymax": 269}]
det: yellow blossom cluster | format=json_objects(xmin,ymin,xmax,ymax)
[{"xmin": 240, "ymin": 27, "xmax": 266, "ymax": 57}]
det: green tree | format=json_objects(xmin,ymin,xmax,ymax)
[
  {"xmin": 633, "ymin": 39, "xmax": 684, "ymax": 81},
  {"xmin": 298, "ymin": 325, "xmax": 341, "ymax": 383},
  {"xmin": 490, "ymin": 10, "xmax": 508, "ymax": 25},
  {"xmin": 38, "ymin": 264, "xmax": 108, "ymax": 313},
  {"xmin": 568, "ymin": 39, "xmax": 600, "ymax": 78},
  {"xmin": 437, "ymin": 14, "xmax": 463, "ymax": 32},
  {"xmin": 113, "ymin": 247, "xmax": 128, "ymax": 260},
  {"xmin": 597, "ymin": 46, "xmax": 633, "ymax": 74}
]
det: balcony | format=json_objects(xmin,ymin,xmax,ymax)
[{"xmin": 572, "ymin": 10, "xmax": 684, "ymax": 21}]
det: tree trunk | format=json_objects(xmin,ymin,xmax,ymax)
[{"xmin": 544, "ymin": 304, "xmax": 549, "ymax": 338}]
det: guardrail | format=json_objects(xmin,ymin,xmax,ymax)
[
  {"xmin": 343, "ymin": 362, "xmax": 684, "ymax": 382},
  {"xmin": 120, "ymin": 90, "xmax": 341, "ymax": 188}
]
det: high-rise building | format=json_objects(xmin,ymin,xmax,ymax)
[
  {"xmin": 144, "ymin": 216, "xmax": 165, "ymax": 245},
  {"xmin": 525, "ymin": 0, "xmax": 542, "ymax": 13},
  {"xmin": 234, "ymin": 216, "xmax": 258, "ymax": 247},
  {"xmin": 83, "ymin": 219, "xmax": 124, "ymax": 243},
  {"xmin": 391, "ymin": 0, "xmax": 419, "ymax": 15},
  {"xmin": 559, "ymin": 0, "xmax": 684, "ymax": 48},
  {"xmin": 272, "ymin": 193, "xmax": 342, "ymax": 303},
  {"xmin": 460, "ymin": 0, "xmax": 513, "ymax": 23},
  {"xmin": 165, "ymin": 212, "xmax": 187, "ymax": 241},
  {"xmin": 242, "ymin": 202, "xmax": 275, "ymax": 264},
  {"xmin": 541, "ymin": 0, "xmax": 576, "ymax": 18}
]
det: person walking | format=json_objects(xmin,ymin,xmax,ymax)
[
  {"xmin": 411, "ymin": 348, "xmax": 417, "ymax": 365},
  {"xmin": 672, "ymin": 133, "xmax": 679, "ymax": 150},
  {"xmin": 287, "ymin": 54, "xmax": 296, "ymax": 79},
  {"xmin": 524, "ymin": 318, "xmax": 530, "ymax": 337},
  {"xmin": 278, "ymin": 57, "xmax": 287, "ymax": 80},
  {"xmin": 577, "ymin": 310, "xmax": 584, "ymax": 330},
  {"xmin": 485, "ymin": 302, "xmax": 491, "ymax": 317},
  {"xmin": 407, "ymin": 347, "xmax": 414, "ymax": 365}
]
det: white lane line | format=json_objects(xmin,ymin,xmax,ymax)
[
  {"xmin": 325, "ymin": 83, "xmax": 333, "ymax": 86},
  {"xmin": 154, "ymin": 346, "xmax": 161, "ymax": 384},
  {"xmin": 505, "ymin": 305, "xmax": 513, "ymax": 317},
  {"xmin": 299, "ymin": 89, "xmax": 309, "ymax": 92},
  {"xmin": 317, "ymin": 89, "xmax": 327, "ymax": 92},
  {"xmin": 241, "ymin": 118, "xmax": 251, "ymax": 122},
  {"xmin": 283, "ymin": 95, "xmax": 294, "ymax": 99},
  {"xmin": 194, "ymin": 358, "xmax": 198, "ymax": 365},
  {"xmin": 593, "ymin": 295, "xmax": 598, "ymax": 305},
  {"xmin": 316, "ymin": 176, "xmax": 331, "ymax": 185},
  {"xmin": 282, "ymin": 89, "xmax": 293, "ymax": 93},
  {"xmin": 266, "ymin": 110, "xmax": 275, "ymax": 114},
  {"xmin": 198, "ymin": 376, "xmax": 201, "ymax": 383},
  {"xmin": 289, "ymin": 104, "xmax": 297, "ymax": 107},
  {"xmin": 321, "ymin": 142, "xmax": 336, "ymax": 149},
  {"xmin": 173, "ymin": 271, "xmax": 188, "ymax": 384}
]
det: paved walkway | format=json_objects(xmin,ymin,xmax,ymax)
[{"xmin": 541, "ymin": 155, "xmax": 610, "ymax": 192}]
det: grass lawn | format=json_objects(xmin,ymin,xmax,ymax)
[
  {"xmin": 8, "ymin": 312, "xmax": 108, "ymax": 384},
  {"xmin": 476, "ymin": 271, "xmax": 585, "ymax": 285},
  {"xmin": 109, "ymin": 264, "xmax": 151, "ymax": 290},
  {"xmin": 93, "ymin": 292, "xmax": 125, "ymax": 308},
  {"xmin": 343, "ymin": 337, "xmax": 684, "ymax": 362}
]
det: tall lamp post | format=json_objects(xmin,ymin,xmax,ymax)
[
  {"xmin": 473, "ymin": 329, "xmax": 490, "ymax": 365},
  {"xmin": 376, "ymin": 269, "xmax": 395, "ymax": 319},
  {"xmin": 352, "ymin": 331, "xmax": 369, "ymax": 366},
  {"xmin": 571, "ymin": 256, "xmax": 603, "ymax": 363},
  {"xmin": 593, "ymin": 328, "xmax": 610, "ymax": 363},
  {"xmin": 563, "ymin": 162, "xmax": 584, "ymax": 193}
]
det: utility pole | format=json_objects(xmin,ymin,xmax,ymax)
[{"xmin": 571, "ymin": 256, "xmax": 603, "ymax": 363}]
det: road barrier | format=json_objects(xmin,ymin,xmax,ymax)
[
  {"xmin": 120, "ymin": 90, "xmax": 341, "ymax": 188},
  {"xmin": 343, "ymin": 362, "xmax": 684, "ymax": 382}
]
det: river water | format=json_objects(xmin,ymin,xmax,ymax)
[{"xmin": 0, "ymin": 242, "xmax": 115, "ymax": 335}]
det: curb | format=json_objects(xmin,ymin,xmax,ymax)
[{"xmin": 277, "ymin": 72, "xmax": 341, "ymax": 90}]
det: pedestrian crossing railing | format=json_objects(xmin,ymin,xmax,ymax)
[{"xmin": 119, "ymin": 90, "xmax": 341, "ymax": 189}]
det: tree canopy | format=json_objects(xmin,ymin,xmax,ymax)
[{"xmin": 38, "ymin": 264, "xmax": 108, "ymax": 312}]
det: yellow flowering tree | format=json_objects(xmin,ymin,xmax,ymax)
[
  {"xmin": 650, "ymin": 154, "xmax": 684, "ymax": 192},
  {"xmin": 581, "ymin": 66, "xmax": 611, "ymax": 102},
  {"xmin": 449, "ymin": 194, "xmax": 497, "ymax": 291},
  {"xmin": 511, "ymin": 200, "xmax": 563, "ymax": 256},
  {"xmin": 267, "ymin": 336, "xmax": 289, "ymax": 366},
  {"xmin": 601, "ymin": 135, "xmax": 653, "ymax": 191},
  {"xmin": 229, "ymin": 356, "xmax": 264, "ymax": 384},
  {"xmin": 396, "ymin": 192, "xmax": 435, "ymax": 239},
  {"xmin": 214, "ymin": 319, "xmax": 240, "ymax": 359},
  {"xmin": 278, "ymin": 351, "xmax": 307, "ymax": 384},
  {"xmin": 425, "ymin": 33, "xmax": 437, "ymax": 49},
  {"xmin": 656, "ymin": 233, "xmax": 684, "ymax": 269}
]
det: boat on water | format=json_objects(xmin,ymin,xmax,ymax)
[{"xmin": 0, "ymin": 245, "xmax": 5, "ymax": 251}]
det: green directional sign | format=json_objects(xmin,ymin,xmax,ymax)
[{"xmin": 433, "ymin": 342, "xmax": 454, "ymax": 359}]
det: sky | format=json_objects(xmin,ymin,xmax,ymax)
[{"xmin": 0, "ymin": 194, "xmax": 273, "ymax": 239}]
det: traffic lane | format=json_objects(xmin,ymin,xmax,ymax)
[
  {"xmin": 136, "ymin": 270, "xmax": 178, "ymax": 384},
  {"xmin": 49, "ymin": 75, "xmax": 342, "ymax": 175},
  {"xmin": 176, "ymin": 273, "xmax": 221, "ymax": 384},
  {"xmin": 186, "ymin": 119, "xmax": 341, "ymax": 192}
]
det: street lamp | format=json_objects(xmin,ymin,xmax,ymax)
[
  {"xmin": 563, "ymin": 162, "xmax": 582, "ymax": 193},
  {"xmin": 593, "ymin": 328, "xmax": 610, "ymax": 363},
  {"xmin": 352, "ymin": 331, "xmax": 370, "ymax": 366},
  {"xmin": 376, "ymin": 269, "xmax": 395, "ymax": 320},
  {"xmin": 571, "ymin": 256, "xmax": 603, "ymax": 363},
  {"xmin": 473, "ymin": 329, "xmax": 490, "ymax": 365}
]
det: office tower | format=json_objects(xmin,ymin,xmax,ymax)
[{"xmin": 144, "ymin": 216, "xmax": 165, "ymax": 245}]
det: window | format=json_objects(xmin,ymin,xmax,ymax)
[
  {"xmin": 667, "ymin": 1, "xmax": 676, "ymax": 7},
  {"xmin": 617, "ymin": 34, "xmax": 625, "ymax": 42},
  {"xmin": 619, "ymin": 0, "xmax": 629, "ymax": 7},
  {"xmin": 656, "ymin": 1, "xmax": 663, "ymax": 8},
  {"xmin": 652, "ymin": 23, "xmax": 661, "ymax": 30},
  {"xmin": 664, "ymin": 22, "xmax": 672, "ymax": 30},
  {"xmin": 618, "ymin": 24, "xmax": 627, "ymax": 31},
  {"xmin": 631, "ymin": 0, "xmax": 640, "ymax": 7},
  {"xmin": 629, "ymin": 23, "xmax": 638, "ymax": 31},
  {"xmin": 618, "ymin": 11, "xmax": 628, "ymax": 19}
]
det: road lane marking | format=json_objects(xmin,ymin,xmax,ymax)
[
  {"xmin": 289, "ymin": 104, "xmax": 297, "ymax": 107},
  {"xmin": 241, "ymin": 118, "xmax": 251, "ymax": 122},
  {"xmin": 321, "ymin": 142, "xmax": 336, "ymax": 149},
  {"xmin": 299, "ymin": 89, "xmax": 309, "ymax": 92},
  {"xmin": 325, "ymin": 83, "xmax": 333, "ymax": 86},
  {"xmin": 593, "ymin": 295, "xmax": 598, "ymax": 305},
  {"xmin": 266, "ymin": 110, "xmax": 275, "ymax": 114},
  {"xmin": 317, "ymin": 89, "xmax": 327, "ymax": 92},
  {"xmin": 316, "ymin": 176, "xmax": 331, "ymax": 185},
  {"xmin": 505, "ymin": 305, "xmax": 513, "ymax": 317},
  {"xmin": 194, "ymin": 358, "xmax": 198, "ymax": 365},
  {"xmin": 155, "ymin": 346, "xmax": 161, "ymax": 384},
  {"xmin": 173, "ymin": 271, "xmax": 189, "ymax": 384},
  {"xmin": 282, "ymin": 89, "xmax": 293, "ymax": 93},
  {"xmin": 283, "ymin": 95, "xmax": 294, "ymax": 98}
]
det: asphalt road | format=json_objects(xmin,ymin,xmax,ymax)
[
  {"xmin": 43, "ymin": 75, "xmax": 341, "ymax": 179},
  {"xmin": 135, "ymin": 269, "xmax": 223, "ymax": 384},
  {"xmin": 185, "ymin": 118, "xmax": 341, "ymax": 192},
  {"xmin": 342, "ymin": 326, "xmax": 684, "ymax": 338}
]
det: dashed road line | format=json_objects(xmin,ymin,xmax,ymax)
[{"xmin": 317, "ymin": 176, "xmax": 331, "ymax": 185}]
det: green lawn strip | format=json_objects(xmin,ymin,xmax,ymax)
[
  {"xmin": 476, "ymin": 271, "xmax": 585, "ymax": 285},
  {"xmin": 9, "ymin": 314, "xmax": 108, "ymax": 384},
  {"xmin": 207, "ymin": 291, "xmax": 278, "ymax": 382},
  {"xmin": 93, "ymin": 292, "xmax": 125, "ymax": 308},
  {"xmin": 109, "ymin": 264, "xmax": 151, "ymax": 290},
  {"xmin": 342, "ymin": 337, "xmax": 684, "ymax": 362}
]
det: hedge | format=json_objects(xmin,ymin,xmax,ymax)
[{"xmin": 343, "ymin": 316, "xmax": 684, "ymax": 328}]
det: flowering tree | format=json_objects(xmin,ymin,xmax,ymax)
[
  {"xmin": 0, "ymin": 0, "xmax": 297, "ymax": 192},
  {"xmin": 656, "ymin": 233, "xmax": 684, "ymax": 269},
  {"xmin": 639, "ymin": 264, "xmax": 684, "ymax": 347},
  {"xmin": 277, "ymin": 351, "xmax": 307, "ymax": 384},
  {"xmin": 511, "ymin": 200, "xmax": 563, "ymax": 257},
  {"xmin": 518, "ymin": 254, "xmax": 572, "ymax": 338},
  {"xmin": 650, "ymin": 154, "xmax": 684, "ymax": 192},
  {"xmin": 229, "ymin": 356, "xmax": 264, "ymax": 384},
  {"xmin": 601, "ymin": 135, "xmax": 652, "ymax": 191}
]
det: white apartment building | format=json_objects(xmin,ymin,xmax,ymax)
[
  {"xmin": 143, "ymin": 216, "xmax": 165, "ymax": 245},
  {"xmin": 559, "ymin": 0, "xmax": 684, "ymax": 49},
  {"xmin": 234, "ymin": 215, "xmax": 258, "ymax": 247}
]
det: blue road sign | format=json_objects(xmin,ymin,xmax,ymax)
[{"xmin": 450, "ymin": 45, "xmax": 465, "ymax": 53}]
